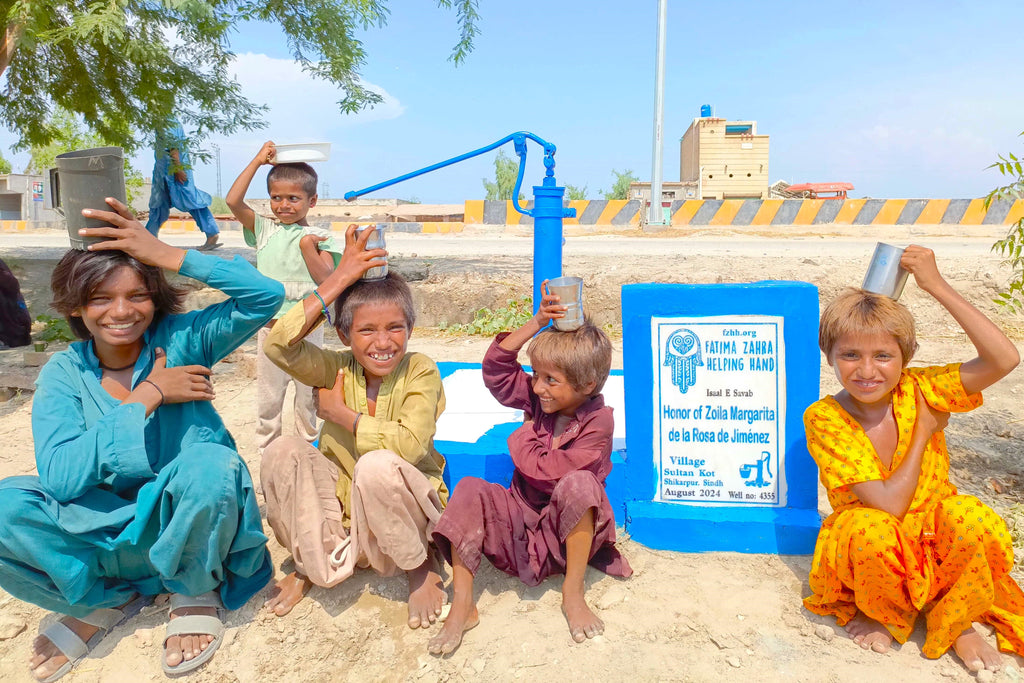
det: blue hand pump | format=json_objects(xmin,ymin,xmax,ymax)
[{"xmin": 344, "ymin": 132, "xmax": 576, "ymax": 311}]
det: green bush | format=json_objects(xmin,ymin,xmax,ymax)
[
  {"xmin": 988, "ymin": 133, "xmax": 1024, "ymax": 313},
  {"xmin": 441, "ymin": 297, "xmax": 533, "ymax": 336},
  {"xmin": 35, "ymin": 314, "xmax": 75, "ymax": 343}
]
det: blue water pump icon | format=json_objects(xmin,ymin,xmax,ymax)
[{"xmin": 740, "ymin": 451, "xmax": 772, "ymax": 488}]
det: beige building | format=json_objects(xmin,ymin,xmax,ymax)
[{"xmin": 679, "ymin": 118, "xmax": 769, "ymax": 199}]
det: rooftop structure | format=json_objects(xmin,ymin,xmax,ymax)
[{"xmin": 679, "ymin": 117, "xmax": 770, "ymax": 200}]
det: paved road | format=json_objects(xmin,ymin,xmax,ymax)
[{"xmin": 0, "ymin": 229, "xmax": 1004, "ymax": 262}]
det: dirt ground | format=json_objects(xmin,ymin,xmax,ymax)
[{"xmin": 1, "ymin": 230, "xmax": 1023, "ymax": 682}]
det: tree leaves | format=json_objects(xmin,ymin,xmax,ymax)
[
  {"xmin": 482, "ymin": 149, "xmax": 524, "ymax": 201},
  {"xmin": 1, "ymin": 0, "xmax": 479, "ymax": 149},
  {"xmin": 987, "ymin": 132, "xmax": 1024, "ymax": 313}
]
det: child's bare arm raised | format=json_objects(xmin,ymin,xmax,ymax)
[
  {"xmin": 498, "ymin": 281, "xmax": 567, "ymax": 352},
  {"xmin": 850, "ymin": 386, "xmax": 948, "ymax": 518},
  {"xmin": 902, "ymin": 245, "xmax": 1020, "ymax": 394},
  {"xmin": 299, "ymin": 234, "xmax": 335, "ymax": 285},
  {"xmin": 288, "ymin": 224, "xmax": 386, "ymax": 341},
  {"xmin": 226, "ymin": 141, "xmax": 276, "ymax": 235}
]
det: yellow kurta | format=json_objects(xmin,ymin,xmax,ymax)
[
  {"xmin": 804, "ymin": 363, "xmax": 1024, "ymax": 657},
  {"xmin": 263, "ymin": 303, "xmax": 448, "ymax": 523}
]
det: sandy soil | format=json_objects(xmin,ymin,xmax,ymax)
[{"xmin": 0, "ymin": 232, "xmax": 1023, "ymax": 682}]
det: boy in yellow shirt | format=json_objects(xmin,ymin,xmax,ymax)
[{"xmin": 260, "ymin": 226, "xmax": 448, "ymax": 631}]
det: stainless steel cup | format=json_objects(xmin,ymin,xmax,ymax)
[
  {"xmin": 356, "ymin": 224, "xmax": 388, "ymax": 281},
  {"xmin": 553, "ymin": 302, "xmax": 584, "ymax": 331},
  {"xmin": 862, "ymin": 242, "xmax": 909, "ymax": 299},
  {"xmin": 546, "ymin": 276, "xmax": 584, "ymax": 331}
]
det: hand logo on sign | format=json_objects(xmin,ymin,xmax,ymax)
[{"xmin": 664, "ymin": 328, "xmax": 703, "ymax": 394}]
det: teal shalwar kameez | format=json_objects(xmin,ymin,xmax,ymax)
[{"xmin": 0, "ymin": 251, "xmax": 284, "ymax": 618}]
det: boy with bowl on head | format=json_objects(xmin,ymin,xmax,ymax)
[
  {"xmin": 226, "ymin": 141, "xmax": 341, "ymax": 455},
  {"xmin": 428, "ymin": 282, "xmax": 632, "ymax": 655},
  {"xmin": 259, "ymin": 225, "xmax": 449, "ymax": 629},
  {"xmin": 804, "ymin": 244, "xmax": 1024, "ymax": 673}
]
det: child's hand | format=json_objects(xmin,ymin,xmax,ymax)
[
  {"xmin": 913, "ymin": 384, "xmax": 949, "ymax": 441},
  {"xmin": 300, "ymin": 234, "xmax": 328, "ymax": 253},
  {"xmin": 256, "ymin": 141, "xmax": 276, "ymax": 166},
  {"xmin": 145, "ymin": 348, "xmax": 214, "ymax": 404},
  {"xmin": 313, "ymin": 369, "xmax": 348, "ymax": 425},
  {"xmin": 534, "ymin": 280, "xmax": 567, "ymax": 325},
  {"xmin": 335, "ymin": 224, "xmax": 387, "ymax": 281},
  {"xmin": 900, "ymin": 245, "xmax": 945, "ymax": 293},
  {"xmin": 79, "ymin": 198, "xmax": 184, "ymax": 270}
]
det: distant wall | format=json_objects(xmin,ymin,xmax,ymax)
[{"xmin": 465, "ymin": 198, "xmax": 1024, "ymax": 227}]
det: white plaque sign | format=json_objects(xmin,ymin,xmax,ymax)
[{"xmin": 653, "ymin": 316, "xmax": 786, "ymax": 506}]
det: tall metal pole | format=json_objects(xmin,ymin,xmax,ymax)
[
  {"xmin": 212, "ymin": 144, "xmax": 222, "ymax": 198},
  {"xmin": 647, "ymin": 0, "xmax": 668, "ymax": 227}
]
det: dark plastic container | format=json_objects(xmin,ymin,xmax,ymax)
[{"xmin": 50, "ymin": 147, "xmax": 126, "ymax": 250}]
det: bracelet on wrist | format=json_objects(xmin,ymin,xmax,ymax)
[
  {"xmin": 352, "ymin": 412, "xmax": 362, "ymax": 432},
  {"xmin": 141, "ymin": 379, "xmax": 165, "ymax": 406},
  {"xmin": 313, "ymin": 290, "xmax": 333, "ymax": 325}
]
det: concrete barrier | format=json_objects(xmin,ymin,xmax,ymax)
[
  {"xmin": 6, "ymin": 197, "xmax": 1023, "ymax": 232},
  {"xmin": 467, "ymin": 197, "xmax": 1024, "ymax": 227}
]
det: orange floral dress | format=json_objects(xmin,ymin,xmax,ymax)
[{"xmin": 803, "ymin": 363, "xmax": 1024, "ymax": 658}]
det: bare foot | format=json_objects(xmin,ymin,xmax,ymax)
[
  {"xmin": 561, "ymin": 587, "xmax": 604, "ymax": 643},
  {"xmin": 844, "ymin": 612, "xmax": 893, "ymax": 653},
  {"xmin": 407, "ymin": 558, "xmax": 446, "ymax": 629},
  {"xmin": 164, "ymin": 606, "xmax": 217, "ymax": 669},
  {"xmin": 953, "ymin": 626, "xmax": 1003, "ymax": 672},
  {"xmin": 264, "ymin": 572, "xmax": 313, "ymax": 617},
  {"xmin": 28, "ymin": 617, "xmax": 100, "ymax": 681},
  {"xmin": 427, "ymin": 600, "xmax": 479, "ymax": 655}
]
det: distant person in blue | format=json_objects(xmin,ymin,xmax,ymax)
[
  {"xmin": 0, "ymin": 198, "xmax": 282, "ymax": 680},
  {"xmin": 145, "ymin": 119, "xmax": 221, "ymax": 251}
]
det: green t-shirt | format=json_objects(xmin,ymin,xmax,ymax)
[{"xmin": 244, "ymin": 214, "xmax": 341, "ymax": 318}]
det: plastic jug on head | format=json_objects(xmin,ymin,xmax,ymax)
[{"xmin": 50, "ymin": 147, "xmax": 127, "ymax": 250}]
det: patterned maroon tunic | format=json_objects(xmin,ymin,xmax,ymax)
[{"xmin": 433, "ymin": 334, "xmax": 631, "ymax": 585}]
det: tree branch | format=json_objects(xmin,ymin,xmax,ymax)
[{"xmin": 0, "ymin": 22, "xmax": 24, "ymax": 79}]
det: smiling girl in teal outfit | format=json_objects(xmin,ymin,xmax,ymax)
[{"xmin": 0, "ymin": 198, "xmax": 283, "ymax": 680}]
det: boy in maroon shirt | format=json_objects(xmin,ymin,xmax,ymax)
[{"xmin": 429, "ymin": 285, "xmax": 631, "ymax": 655}]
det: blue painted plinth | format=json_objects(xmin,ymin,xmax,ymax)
[
  {"xmin": 621, "ymin": 281, "xmax": 822, "ymax": 555},
  {"xmin": 626, "ymin": 501, "xmax": 821, "ymax": 554}
]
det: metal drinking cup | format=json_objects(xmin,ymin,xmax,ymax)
[
  {"xmin": 862, "ymin": 242, "xmax": 909, "ymax": 300},
  {"xmin": 546, "ymin": 276, "xmax": 584, "ymax": 331},
  {"xmin": 553, "ymin": 302, "xmax": 585, "ymax": 331},
  {"xmin": 356, "ymin": 224, "xmax": 388, "ymax": 281}
]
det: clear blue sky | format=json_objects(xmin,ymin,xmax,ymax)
[{"xmin": 3, "ymin": 0, "xmax": 1023, "ymax": 203}]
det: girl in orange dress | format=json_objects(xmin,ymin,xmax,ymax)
[{"xmin": 804, "ymin": 245, "xmax": 1022, "ymax": 673}]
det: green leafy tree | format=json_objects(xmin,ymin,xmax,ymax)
[
  {"xmin": 564, "ymin": 183, "xmax": 587, "ymax": 200},
  {"xmin": 601, "ymin": 169, "xmax": 638, "ymax": 200},
  {"xmin": 987, "ymin": 131, "xmax": 1024, "ymax": 312},
  {"xmin": 0, "ymin": 149, "xmax": 10, "ymax": 174},
  {"xmin": 482, "ymin": 149, "xmax": 524, "ymax": 201},
  {"xmin": 1, "ymin": 1, "xmax": 479, "ymax": 151},
  {"xmin": 209, "ymin": 196, "xmax": 230, "ymax": 215},
  {"xmin": 26, "ymin": 108, "xmax": 145, "ymax": 205}
]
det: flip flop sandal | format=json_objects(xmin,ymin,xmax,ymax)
[
  {"xmin": 196, "ymin": 242, "xmax": 222, "ymax": 252},
  {"xmin": 162, "ymin": 591, "xmax": 226, "ymax": 677},
  {"xmin": 37, "ymin": 593, "xmax": 152, "ymax": 683}
]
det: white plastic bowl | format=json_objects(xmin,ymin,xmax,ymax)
[{"xmin": 273, "ymin": 142, "xmax": 331, "ymax": 163}]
